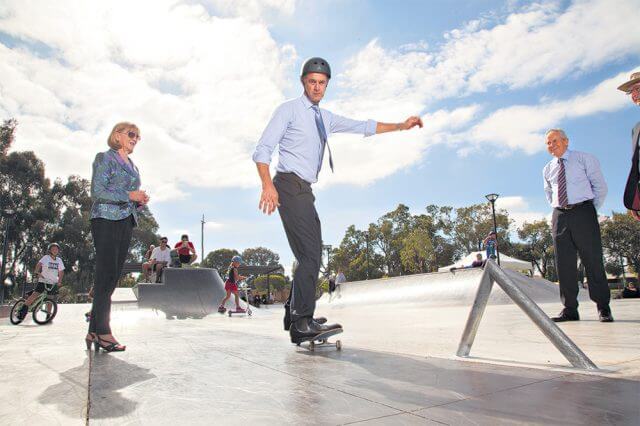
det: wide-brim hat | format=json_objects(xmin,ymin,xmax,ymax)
[{"xmin": 617, "ymin": 71, "xmax": 640, "ymax": 93}]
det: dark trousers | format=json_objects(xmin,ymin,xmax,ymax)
[
  {"xmin": 89, "ymin": 216, "xmax": 134, "ymax": 335},
  {"xmin": 274, "ymin": 172, "xmax": 322, "ymax": 321},
  {"xmin": 552, "ymin": 202, "xmax": 610, "ymax": 312}
]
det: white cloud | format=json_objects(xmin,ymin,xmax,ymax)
[
  {"xmin": 204, "ymin": 0, "xmax": 296, "ymax": 20},
  {"xmin": 1, "ymin": 0, "xmax": 639, "ymax": 197},
  {"xmin": 325, "ymin": 0, "xmax": 640, "ymax": 178},
  {"xmin": 316, "ymin": 105, "xmax": 480, "ymax": 187},
  {"xmin": 0, "ymin": 0, "xmax": 296, "ymax": 201},
  {"xmin": 204, "ymin": 221, "xmax": 225, "ymax": 230},
  {"xmin": 464, "ymin": 68, "xmax": 637, "ymax": 154},
  {"xmin": 495, "ymin": 195, "xmax": 549, "ymax": 229}
]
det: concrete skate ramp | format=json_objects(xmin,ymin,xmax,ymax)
[
  {"xmin": 318, "ymin": 267, "xmax": 570, "ymax": 308},
  {"xmin": 134, "ymin": 268, "xmax": 250, "ymax": 318}
]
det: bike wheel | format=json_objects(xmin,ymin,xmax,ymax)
[
  {"xmin": 9, "ymin": 299, "xmax": 27, "ymax": 325},
  {"xmin": 33, "ymin": 299, "xmax": 58, "ymax": 325}
]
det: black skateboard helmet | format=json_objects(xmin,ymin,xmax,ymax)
[{"xmin": 301, "ymin": 57, "xmax": 331, "ymax": 79}]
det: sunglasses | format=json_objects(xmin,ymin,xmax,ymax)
[
  {"xmin": 118, "ymin": 130, "xmax": 140, "ymax": 141},
  {"xmin": 160, "ymin": 240, "xmax": 168, "ymax": 243}
]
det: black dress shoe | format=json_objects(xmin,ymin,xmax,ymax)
[
  {"xmin": 283, "ymin": 306, "xmax": 328, "ymax": 330},
  {"xmin": 598, "ymin": 308, "xmax": 614, "ymax": 322},
  {"xmin": 551, "ymin": 310, "xmax": 580, "ymax": 322},
  {"xmin": 289, "ymin": 317, "xmax": 342, "ymax": 344}
]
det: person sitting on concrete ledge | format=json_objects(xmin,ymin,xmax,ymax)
[
  {"xmin": 621, "ymin": 282, "xmax": 640, "ymax": 298},
  {"xmin": 174, "ymin": 234, "xmax": 197, "ymax": 266},
  {"xmin": 147, "ymin": 237, "xmax": 171, "ymax": 282},
  {"xmin": 450, "ymin": 253, "xmax": 485, "ymax": 272},
  {"xmin": 470, "ymin": 253, "xmax": 485, "ymax": 268}
]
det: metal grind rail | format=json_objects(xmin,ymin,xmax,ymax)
[{"xmin": 457, "ymin": 260, "xmax": 598, "ymax": 371}]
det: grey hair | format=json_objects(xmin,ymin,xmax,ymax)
[{"xmin": 545, "ymin": 128, "xmax": 568, "ymax": 140}]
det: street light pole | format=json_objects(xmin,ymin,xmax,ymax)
[
  {"xmin": 322, "ymin": 244, "xmax": 332, "ymax": 275},
  {"xmin": 485, "ymin": 194, "xmax": 501, "ymax": 266},
  {"xmin": 0, "ymin": 209, "xmax": 16, "ymax": 304},
  {"xmin": 365, "ymin": 232, "xmax": 370, "ymax": 280},
  {"xmin": 200, "ymin": 214, "xmax": 205, "ymax": 264}
]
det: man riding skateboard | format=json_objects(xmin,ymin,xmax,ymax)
[{"xmin": 253, "ymin": 57, "xmax": 423, "ymax": 344}]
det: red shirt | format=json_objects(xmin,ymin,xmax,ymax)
[{"xmin": 175, "ymin": 241, "xmax": 195, "ymax": 256}]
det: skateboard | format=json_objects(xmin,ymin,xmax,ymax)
[{"xmin": 296, "ymin": 327, "xmax": 343, "ymax": 351}]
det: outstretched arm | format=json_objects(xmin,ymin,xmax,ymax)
[{"xmin": 376, "ymin": 116, "xmax": 423, "ymax": 134}]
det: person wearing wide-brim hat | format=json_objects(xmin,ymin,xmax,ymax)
[{"xmin": 618, "ymin": 71, "xmax": 640, "ymax": 221}]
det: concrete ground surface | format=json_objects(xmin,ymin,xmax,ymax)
[{"xmin": 1, "ymin": 297, "xmax": 638, "ymax": 425}]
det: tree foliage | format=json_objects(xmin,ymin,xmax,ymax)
[
  {"xmin": 601, "ymin": 212, "xmax": 640, "ymax": 274},
  {"xmin": 201, "ymin": 248, "xmax": 240, "ymax": 272},
  {"xmin": 241, "ymin": 246, "xmax": 280, "ymax": 266}
]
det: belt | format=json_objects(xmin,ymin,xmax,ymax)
[
  {"xmin": 274, "ymin": 172, "xmax": 311, "ymax": 186},
  {"xmin": 555, "ymin": 199, "xmax": 593, "ymax": 211}
]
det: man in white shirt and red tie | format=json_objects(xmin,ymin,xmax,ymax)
[
  {"xmin": 253, "ymin": 57, "xmax": 423, "ymax": 343},
  {"xmin": 543, "ymin": 128, "xmax": 613, "ymax": 322}
]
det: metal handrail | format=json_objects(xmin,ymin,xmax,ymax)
[{"xmin": 457, "ymin": 260, "xmax": 598, "ymax": 370}]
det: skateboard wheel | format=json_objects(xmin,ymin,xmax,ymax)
[
  {"xmin": 336, "ymin": 340, "xmax": 342, "ymax": 351},
  {"xmin": 228, "ymin": 311, "xmax": 232, "ymax": 317},
  {"xmin": 309, "ymin": 341, "xmax": 315, "ymax": 351}
]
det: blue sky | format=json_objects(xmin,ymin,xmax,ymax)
[{"xmin": 0, "ymin": 0, "xmax": 638, "ymax": 273}]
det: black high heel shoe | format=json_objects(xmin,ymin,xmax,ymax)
[
  {"xmin": 85, "ymin": 333, "xmax": 95, "ymax": 350},
  {"xmin": 94, "ymin": 335, "xmax": 126, "ymax": 352}
]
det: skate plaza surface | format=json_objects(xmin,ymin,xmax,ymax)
[{"xmin": 1, "ymin": 267, "xmax": 639, "ymax": 425}]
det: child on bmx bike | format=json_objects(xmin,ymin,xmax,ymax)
[
  {"xmin": 217, "ymin": 255, "xmax": 247, "ymax": 314},
  {"xmin": 14, "ymin": 242, "xmax": 64, "ymax": 323}
]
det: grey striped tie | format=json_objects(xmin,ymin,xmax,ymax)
[
  {"xmin": 311, "ymin": 104, "xmax": 333, "ymax": 174},
  {"xmin": 558, "ymin": 158, "xmax": 568, "ymax": 207}
]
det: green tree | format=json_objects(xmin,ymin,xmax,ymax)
[
  {"xmin": 452, "ymin": 203, "xmax": 512, "ymax": 254},
  {"xmin": 517, "ymin": 220, "xmax": 554, "ymax": 278},
  {"xmin": 241, "ymin": 246, "xmax": 280, "ymax": 266},
  {"xmin": 400, "ymin": 226, "xmax": 435, "ymax": 273},
  {"xmin": 252, "ymin": 274, "xmax": 286, "ymax": 293},
  {"xmin": 331, "ymin": 225, "xmax": 384, "ymax": 281},
  {"xmin": 0, "ymin": 119, "xmax": 55, "ymax": 290},
  {"xmin": 372, "ymin": 204, "xmax": 413, "ymax": 276},
  {"xmin": 202, "ymin": 248, "xmax": 240, "ymax": 272},
  {"xmin": 601, "ymin": 212, "xmax": 640, "ymax": 274}
]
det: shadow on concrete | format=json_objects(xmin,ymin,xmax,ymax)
[
  {"xmin": 38, "ymin": 357, "xmax": 90, "ymax": 420},
  {"xmin": 88, "ymin": 354, "xmax": 156, "ymax": 420},
  {"xmin": 294, "ymin": 347, "xmax": 639, "ymax": 424}
]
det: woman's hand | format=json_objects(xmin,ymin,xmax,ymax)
[
  {"xmin": 129, "ymin": 190, "xmax": 149, "ymax": 204},
  {"xmin": 630, "ymin": 210, "xmax": 640, "ymax": 221}
]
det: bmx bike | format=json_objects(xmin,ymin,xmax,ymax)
[{"xmin": 9, "ymin": 283, "xmax": 58, "ymax": 325}]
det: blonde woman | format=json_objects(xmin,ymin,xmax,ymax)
[{"xmin": 86, "ymin": 122, "xmax": 149, "ymax": 352}]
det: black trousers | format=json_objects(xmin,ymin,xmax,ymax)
[
  {"xmin": 89, "ymin": 216, "xmax": 134, "ymax": 335},
  {"xmin": 274, "ymin": 172, "xmax": 322, "ymax": 321},
  {"xmin": 552, "ymin": 202, "xmax": 610, "ymax": 312}
]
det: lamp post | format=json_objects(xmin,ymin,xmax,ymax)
[
  {"xmin": 0, "ymin": 208, "xmax": 16, "ymax": 304},
  {"xmin": 22, "ymin": 242, "xmax": 33, "ymax": 298},
  {"xmin": 201, "ymin": 214, "xmax": 205, "ymax": 263},
  {"xmin": 365, "ymin": 231, "xmax": 370, "ymax": 280},
  {"xmin": 484, "ymin": 194, "xmax": 501, "ymax": 266},
  {"xmin": 322, "ymin": 244, "xmax": 332, "ymax": 275},
  {"xmin": 200, "ymin": 214, "xmax": 217, "ymax": 264}
]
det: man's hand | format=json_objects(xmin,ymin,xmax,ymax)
[
  {"xmin": 259, "ymin": 182, "xmax": 280, "ymax": 215},
  {"xmin": 630, "ymin": 210, "xmax": 640, "ymax": 221},
  {"xmin": 401, "ymin": 116, "xmax": 423, "ymax": 130}
]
